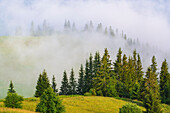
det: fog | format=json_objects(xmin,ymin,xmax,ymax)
[{"xmin": 0, "ymin": 0, "xmax": 170, "ymax": 98}]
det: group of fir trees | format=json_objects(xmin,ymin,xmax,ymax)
[
  {"xmin": 35, "ymin": 70, "xmax": 58, "ymax": 97},
  {"xmin": 59, "ymin": 51, "xmax": 101, "ymax": 95},
  {"xmin": 59, "ymin": 48, "xmax": 169, "ymax": 112},
  {"xmin": 59, "ymin": 69, "xmax": 77, "ymax": 95}
]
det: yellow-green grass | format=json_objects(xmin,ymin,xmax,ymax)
[
  {"xmin": 0, "ymin": 107, "xmax": 36, "ymax": 113},
  {"xmin": 0, "ymin": 96, "xmax": 169, "ymax": 113}
]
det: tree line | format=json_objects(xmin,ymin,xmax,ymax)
[{"xmin": 35, "ymin": 48, "xmax": 169, "ymax": 113}]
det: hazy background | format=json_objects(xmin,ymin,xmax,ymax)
[{"xmin": 0, "ymin": 0, "xmax": 170, "ymax": 98}]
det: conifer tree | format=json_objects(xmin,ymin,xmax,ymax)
[
  {"xmin": 125, "ymin": 57, "xmax": 134, "ymax": 97},
  {"xmin": 60, "ymin": 71, "xmax": 69, "ymax": 95},
  {"xmin": 132, "ymin": 50, "xmax": 138, "ymax": 82},
  {"xmin": 136, "ymin": 54, "xmax": 143, "ymax": 83},
  {"xmin": 121, "ymin": 54, "xmax": 128, "ymax": 83},
  {"xmin": 93, "ymin": 51, "xmax": 101, "ymax": 79},
  {"xmin": 89, "ymin": 53, "xmax": 93, "ymax": 88},
  {"xmin": 36, "ymin": 87, "xmax": 65, "ymax": 113},
  {"xmin": 114, "ymin": 48, "xmax": 122, "ymax": 80},
  {"xmin": 35, "ymin": 70, "xmax": 50, "ymax": 97},
  {"xmin": 52, "ymin": 75, "xmax": 58, "ymax": 94},
  {"xmin": 94, "ymin": 48, "xmax": 112, "ymax": 96},
  {"xmin": 131, "ymin": 82, "xmax": 140, "ymax": 100},
  {"xmin": 77, "ymin": 64, "xmax": 84, "ymax": 95},
  {"xmin": 69, "ymin": 68, "xmax": 77, "ymax": 95},
  {"xmin": 151, "ymin": 56, "xmax": 157, "ymax": 73},
  {"xmin": 84, "ymin": 60, "xmax": 90, "ymax": 93},
  {"xmin": 160, "ymin": 59, "xmax": 170, "ymax": 103},
  {"xmin": 8, "ymin": 81, "xmax": 16, "ymax": 93},
  {"xmin": 35, "ymin": 74, "xmax": 42, "ymax": 97},
  {"xmin": 143, "ymin": 67, "xmax": 162, "ymax": 113}
]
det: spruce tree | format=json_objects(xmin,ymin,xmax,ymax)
[
  {"xmin": 52, "ymin": 75, "xmax": 58, "ymax": 94},
  {"xmin": 35, "ymin": 74, "xmax": 43, "ymax": 97},
  {"xmin": 160, "ymin": 59, "xmax": 170, "ymax": 103},
  {"xmin": 94, "ymin": 48, "xmax": 112, "ymax": 96},
  {"xmin": 36, "ymin": 87, "xmax": 65, "ymax": 113},
  {"xmin": 151, "ymin": 56, "xmax": 157, "ymax": 73},
  {"xmin": 60, "ymin": 71, "xmax": 69, "ymax": 95},
  {"xmin": 77, "ymin": 64, "xmax": 84, "ymax": 95},
  {"xmin": 8, "ymin": 81, "xmax": 16, "ymax": 93},
  {"xmin": 89, "ymin": 53, "xmax": 93, "ymax": 89},
  {"xmin": 131, "ymin": 82, "xmax": 140, "ymax": 100},
  {"xmin": 93, "ymin": 51, "xmax": 101, "ymax": 79},
  {"xmin": 69, "ymin": 68, "xmax": 77, "ymax": 95},
  {"xmin": 143, "ymin": 67, "xmax": 162, "ymax": 113},
  {"xmin": 114, "ymin": 48, "xmax": 122, "ymax": 80},
  {"xmin": 132, "ymin": 50, "xmax": 138, "ymax": 82},
  {"xmin": 136, "ymin": 54, "xmax": 143, "ymax": 83},
  {"xmin": 84, "ymin": 60, "xmax": 90, "ymax": 93},
  {"xmin": 35, "ymin": 70, "xmax": 50, "ymax": 97}
]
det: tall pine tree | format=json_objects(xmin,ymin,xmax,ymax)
[
  {"xmin": 69, "ymin": 68, "xmax": 77, "ymax": 95},
  {"xmin": 77, "ymin": 64, "xmax": 84, "ymax": 95},
  {"xmin": 84, "ymin": 60, "xmax": 90, "ymax": 93},
  {"xmin": 160, "ymin": 59, "xmax": 170, "ymax": 104},
  {"xmin": 35, "ymin": 70, "xmax": 50, "ymax": 97},
  {"xmin": 143, "ymin": 67, "xmax": 162, "ymax": 113},
  {"xmin": 52, "ymin": 75, "xmax": 58, "ymax": 94},
  {"xmin": 94, "ymin": 48, "xmax": 112, "ymax": 96},
  {"xmin": 60, "ymin": 71, "xmax": 69, "ymax": 95},
  {"xmin": 8, "ymin": 81, "xmax": 16, "ymax": 93},
  {"xmin": 114, "ymin": 48, "xmax": 122, "ymax": 80}
]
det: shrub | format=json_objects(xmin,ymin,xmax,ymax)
[
  {"xmin": 119, "ymin": 103, "xmax": 142, "ymax": 113},
  {"xmin": 36, "ymin": 87, "xmax": 65, "ymax": 113},
  {"xmin": 84, "ymin": 92, "xmax": 92, "ymax": 96},
  {"xmin": 4, "ymin": 92, "xmax": 23, "ymax": 108},
  {"xmin": 97, "ymin": 90, "xmax": 103, "ymax": 96},
  {"xmin": 89, "ymin": 89, "xmax": 96, "ymax": 96}
]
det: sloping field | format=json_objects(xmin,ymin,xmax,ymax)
[{"xmin": 0, "ymin": 96, "xmax": 169, "ymax": 113}]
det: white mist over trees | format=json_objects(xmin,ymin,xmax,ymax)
[{"xmin": 0, "ymin": 0, "xmax": 170, "ymax": 98}]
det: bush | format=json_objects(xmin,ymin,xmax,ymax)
[
  {"xmin": 4, "ymin": 92, "xmax": 23, "ymax": 108},
  {"xmin": 119, "ymin": 103, "xmax": 142, "ymax": 113},
  {"xmin": 97, "ymin": 90, "xmax": 103, "ymax": 96},
  {"xmin": 84, "ymin": 92, "xmax": 92, "ymax": 96},
  {"xmin": 89, "ymin": 89, "xmax": 96, "ymax": 96},
  {"xmin": 36, "ymin": 87, "xmax": 65, "ymax": 113}
]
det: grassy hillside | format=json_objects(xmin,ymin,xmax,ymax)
[{"xmin": 0, "ymin": 96, "xmax": 169, "ymax": 113}]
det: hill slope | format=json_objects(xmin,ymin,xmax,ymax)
[
  {"xmin": 0, "ymin": 96, "xmax": 170, "ymax": 113},
  {"xmin": 0, "ymin": 96, "xmax": 146, "ymax": 113}
]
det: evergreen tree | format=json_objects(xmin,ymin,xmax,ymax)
[
  {"xmin": 151, "ymin": 56, "xmax": 157, "ymax": 73},
  {"xmin": 114, "ymin": 48, "xmax": 122, "ymax": 80},
  {"xmin": 89, "ymin": 53, "xmax": 93, "ymax": 88},
  {"xmin": 35, "ymin": 74, "xmax": 43, "ymax": 97},
  {"xmin": 69, "ymin": 68, "xmax": 77, "ymax": 95},
  {"xmin": 77, "ymin": 64, "xmax": 84, "ymax": 95},
  {"xmin": 160, "ymin": 59, "xmax": 170, "ymax": 103},
  {"xmin": 93, "ymin": 51, "xmax": 101, "ymax": 79},
  {"xmin": 36, "ymin": 87, "xmax": 65, "ymax": 113},
  {"xmin": 121, "ymin": 54, "xmax": 128, "ymax": 83},
  {"xmin": 124, "ymin": 57, "xmax": 134, "ymax": 98},
  {"xmin": 136, "ymin": 54, "xmax": 143, "ymax": 83},
  {"xmin": 35, "ymin": 70, "xmax": 50, "ymax": 97},
  {"xmin": 143, "ymin": 67, "xmax": 162, "ymax": 113},
  {"xmin": 132, "ymin": 50, "xmax": 138, "ymax": 82},
  {"xmin": 106, "ymin": 76, "xmax": 118, "ymax": 97},
  {"xmin": 52, "ymin": 75, "xmax": 58, "ymax": 94},
  {"xmin": 8, "ymin": 81, "xmax": 16, "ymax": 93},
  {"xmin": 131, "ymin": 82, "xmax": 140, "ymax": 100},
  {"xmin": 60, "ymin": 71, "xmax": 69, "ymax": 95},
  {"xmin": 84, "ymin": 60, "xmax": 90, "ymax": 93},
  {"xmin": 94, "ymin": 48, "xmax": 112, "ymax": 96}
]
